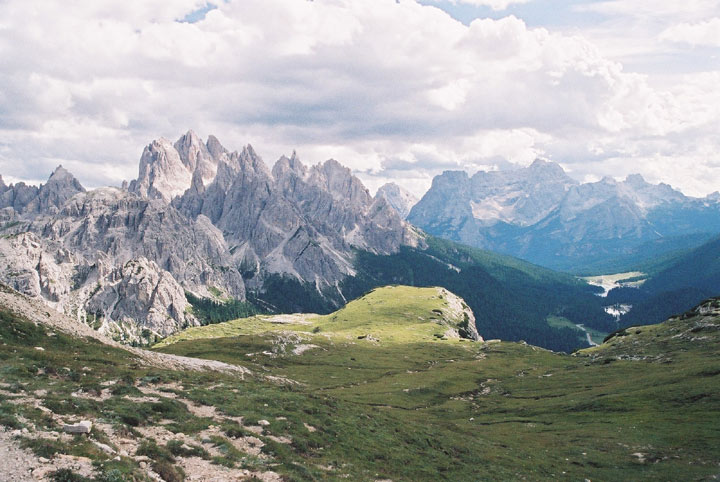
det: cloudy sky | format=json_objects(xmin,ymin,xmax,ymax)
[{"xmin": 1, "ymin": 0, "xmax": 719, "ymax": 197}]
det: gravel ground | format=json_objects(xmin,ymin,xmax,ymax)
[
  {"xmin": 0, "ymin": 286, "xmax": 287, "ymax": 481},
  {"xmin": 0, "ymin": 428, "xmax": 38, "ymax": 481}
]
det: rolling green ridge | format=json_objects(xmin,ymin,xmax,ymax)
[
  {"xmin": 1, "ymin": 286, "xmax": 720, "ymax": 480},
  {"xmin": 250, "ymin": 236, "xmax": 615, "ymax": 353},
  {"xmin": 164, "ymin": 286, "xmax": 479, "ymax": 349}
]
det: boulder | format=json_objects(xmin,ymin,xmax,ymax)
[{"xmin": 63, "ymin": 420, "xmax": 92, "ymax": 434}]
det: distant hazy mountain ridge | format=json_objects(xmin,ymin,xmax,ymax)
[{"xmin": 408, "ymin": 160, "xmax": 720, "ymax": 272}]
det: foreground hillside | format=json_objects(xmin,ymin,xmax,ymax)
[{"xmin": 1, "ymin": 284, "xmax": 719, "ymax": 480}]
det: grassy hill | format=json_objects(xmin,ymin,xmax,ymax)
[
  {"xmin": 2, "ymin": 285, "xmax": 719, "ymax": 480},
  {"xmin": 251, "ymin": 236, "xmax": 616, "ymax": 353},
  {"xmin": 161, "ymin": 285, "xmax": 480, "ymax": 348}
]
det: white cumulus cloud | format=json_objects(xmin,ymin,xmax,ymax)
[
  {"xmin": 660, "ymin": 18, "xmax": 720, "ymax": 47},
  {"xmin": 0, "ymin": 0, "xmax": 718, "ymax": 198},
  {"xmin": 433, "ymin": 0, "xmax": 531, "ymax": 11}
]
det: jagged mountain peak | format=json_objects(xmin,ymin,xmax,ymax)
[
  {"xmin": 131, "ymin": 132, "xmax": 234, "ymax": 202},
  {"xmin": 435, "ymin": 170, "xmax": 470, "ymax": 186},
  {"xmin": 149, "ymin": 136, "xmax": 174, "ymax": 149},
  {"xmin": 206, "ymin": 134, "xmax": 228, "ymax": 160},
  {"xmin": 625, "ymin": 173, "xmax": 646, "ymax": 186},
  {"xmin": 0, "ymin": 164, "xmax": 88, "ymax": 216},
  {"xmin": 174, "ymin": 130, "xmax": 207, "ymax": 163},
  {"xmin": 376, "ymin": 182, "xmax": 418, "ymax": 220},
  {"xmin": 525, "ymin": 158, "xmax": 574, "ymax": 182},
  {"xmin": 174, "ymin": 130, "xmax": 219, "ymax": 185},
  {"xmin": 272, "ymin": 151, "xmax": 308, "ymax": 180},
  {"xmin": 529, "ymin": 158, "xmax": 552, "ymax": 167},
  {"xmin": 410, "ymin": 158, "xmax": 719, "ymax": 271},
  {"xmin": 308, "ymin": 159, "xmax": 372, "ymax": 206},
  {"xmin": 130, "ymin": 137, "xmax": 191, "ymax": 202},
  {"xmin": 48, "ymin": 165, "xmax": 72, "ymax": 180},
  {"xmin": 241, "ymin": 143, "xmax": 258, "ymax": 159},
  {"xmin": 45, "ymin": 165, "xmax": 84, "ymax": 191},
  {"xmin": 237, "ymin": 144, "xmax": 270, "ymax": 175}
]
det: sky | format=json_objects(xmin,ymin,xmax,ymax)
[{"xmin": 1, "ymin": 0, "xmax": 719, "ymax": 198}]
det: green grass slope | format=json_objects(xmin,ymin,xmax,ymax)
[
  {"xmin": 155, "ymin": 291, "xmax": 720, "ymax": 481},
  {"xmin": 245, "ymin": 236, "xmax": 617, "ymax": 353},
  {"xmin": 160, "ymin": 286, "xmax": 479, "ymax": 349},
  {"xmin": 333, "ymin": 237, "xmax": 616, "ymax": 352},
  {"xmin": 2, "ymin": 286, "xmax": 719, "ymax": 481}
]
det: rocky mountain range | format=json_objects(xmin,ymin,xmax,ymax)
[
  {"xmin": 408, "ymin": 160, "xmax": 720, "ymax": 272},
  {"xmin": 0, "ymin": 131, "xmax": 418, "ymax": 342}
]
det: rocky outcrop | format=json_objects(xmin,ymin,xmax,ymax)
[
  {"xmin": 0, "ymin": 231, "xmax": 200, "ymax": 341},
  {"xmin": 41, "ymin": 187, "xmax": 245, "ymax": 299},
  {"xmin": 436, "ymin": 287, "xmax": 482, "ymax": 341},
  {"xmin": 86, "ymin": 257, "xmax": 198, "ymax": 339},
  {"xmin": 0, "ymin": 185, "xmax": 244, "ymax": 341}
]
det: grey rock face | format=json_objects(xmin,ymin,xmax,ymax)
[
  {"xmin": 409, "ymin": 160, "xmax": 720, "ymax": 270},
  {"xmin": 178, "ymin": 147, "xmax": 419, "ymax": 286},
  {"xmin": 0, "ymin": 182, "xmax": 40, "ymax": 214},
  {"xmin": 469, "ymin": 159, "xmax": 577, "ymax": 226},
  {"xmin": 129, "ymin": 130, "xmax": 228, "ymax": 203},
  {"xmin": 46, "ymin": 188, "xmax": 245, "ymax": 298},
  {"xmin": 86, "ymin": 257, "xmax": 199, "ymax": 338},
  {"xmin": 32, "ymin": 166, "xmax": 86, "ymax": 214},
  {"xmin": 410, "ymin": 160, "xmax": 576, "ymax": 234},
  {"xmin": 376, "ymin": 182, "xmax": 419, "ymax": 219},
  {"xmin": 174, "ymin": 130, "xmax": 220, "ymax": 185},
  {"xmin": 0, "ymin": 227, "xmax": 204, "ymax": 341},
  {"xmin": 0, "ymin": 183, "xmax": 243, "ymax": 341}
]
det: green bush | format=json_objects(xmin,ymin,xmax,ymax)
[
  {"xmin": 49, "ymin": 469, "xmax": 92, "ymax": 482},
  {"xmin": 152, "ymin": 460, "xmax": 185, "ymax": 482}
]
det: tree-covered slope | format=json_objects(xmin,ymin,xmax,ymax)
[{"xmin": 613, "ymin": 235, "xmax": 720, "ymax": 327}]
